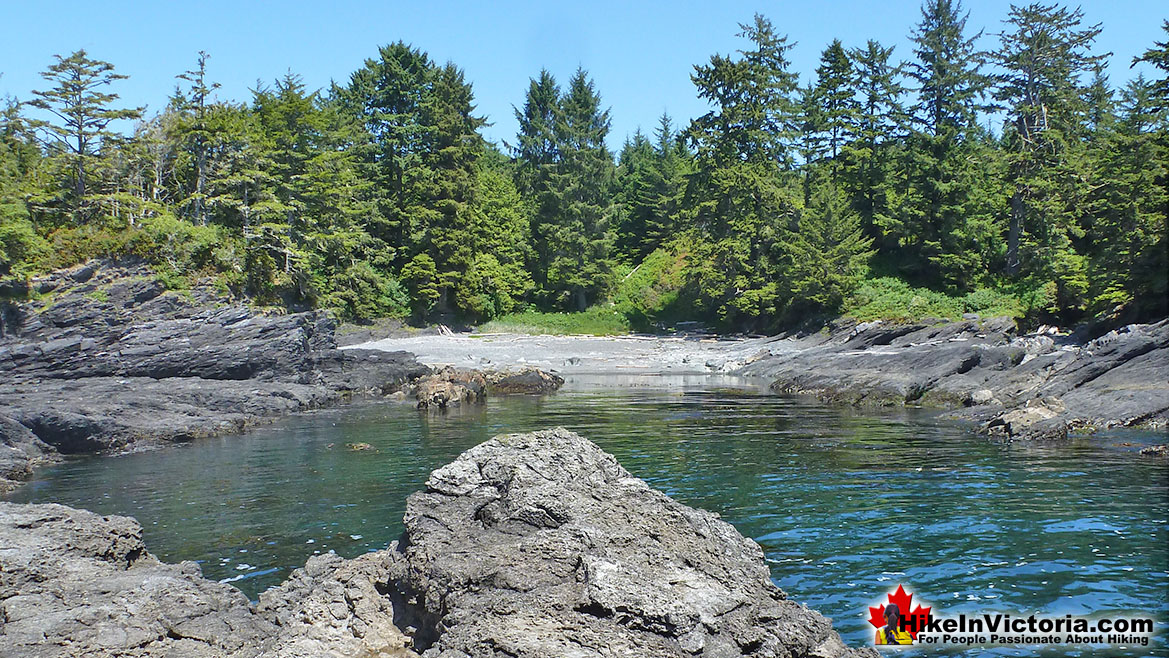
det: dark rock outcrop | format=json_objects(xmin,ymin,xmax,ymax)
[
  {"xmin": 0, "ymin": 260, "xmax": 429, "ymax": 484},
  {"xmin": 741, "ymin": 317, "xmax": 1169, "ymax": 439},
  {"xmin": 486, "ymin": 367, "xmax": 565, "ymax": 395},
  {"xmin": 383, "ymin": 428, "xmax": 874, "ymax": 658},
  {"xmin": 0, "ymin": 414, "xmax": 58, "ymax": 493}
]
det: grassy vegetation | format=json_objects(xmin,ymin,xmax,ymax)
[
  {"xmin": 478, "ymin": 272, "xmax": 1034, "ymax": 336},
  {"xmin": 478, "ymin": 306, "xmax": 632, "ymax": 335},
  {"xmin": 843, "ymin": 277, "xmax": 1026, "ymax": 322}
]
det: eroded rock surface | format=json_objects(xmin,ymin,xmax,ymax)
[
  {"xmin": 741, "ymin": 317, "xmax": 1169, "ymax": 439},
  {"xmin": 412, "ymin": 366, "xmax": 564, "ymax": 410},
  {"xmin": 0, "ymin": 260, "xmax": 429, "ymax": 484},
  {"xmin": 0, "ymin": 502, "xmax": 274, "ymax": 658},
  {"xmin": 0, "ymin": 502, "xmax": 421, "ymax": 658},
  {"xmin": 384, "ymin": 428, "xmax": 874, "ymax": 658}
]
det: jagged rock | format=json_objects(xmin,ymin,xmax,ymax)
[
  {"xmin": 383, "ymin": 428, "xmax": 875, "ymax": 658},
  {"xmin": 987, "ymin": 398, "xmax": 1069, "ymax": 441},
  {"xmin": 741, "ymin": 317, "xmax": 1168, "ymax": 433},
  {"xmin": 0, "ymin": 414, "xmax": 59, "ymax": 493},
  {"xmin": 258, "ymin": 552, "xmax": 419, "ymax": 657},
  {"xmin": 0, "ymin": 502, "xmax": 275, "ymax": 658},
  {"xmin": 0, "ymin": 259, "xmax": 429, "ymax": 478},
  {"xmin": 413, "ymin": 366, "xmax": 563, "ymax": 409},
  {"xmin": 1, "ymin": 432, "xmax": 870, "ymax": 657},
  {"xmin": 485, "ymin": 367, "xmax": 565, "ymax": 394},
  {"xmin": 0, "ymin": 502, "xmax": 421, "ymax": 658},
  {"xmin": 1140, "ymin": 444, "xmax": 1168, "ymax": 457},
  {"xmin": 414, "ymin": 366, "xmax": 486, "ymax": 409}
]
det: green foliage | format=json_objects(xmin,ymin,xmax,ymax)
[
  {"xmin": 479, "ymin": 306, "xmax": 630, "ymax": 336},
  {"xmin": 779, "ymin": 179, "xmax": 874, "ymax": 317},
  {"xmin": 0, "ymin": 215, "xmax": 47, "ymax": 276},
  {"xmin": 520, "ymin": 68, "xmax": 617, "ymax": 311},
  {"xmin": 401, "ymin": 253, "xmax": 439, "ymax": 319},
  {"xmin": 612, "ymin": 239, "xmax": 696, "ymax": 330},
  {"xmin": 320, "ymin": 262, "xmax": 409, "ymax": 320},
  {"xmin": 25, "ymin": 49, "xmax": 143, "ymax": 224},
  {"xmin": 990, "ymin": 4, "xmax": 1107, "ymax": 313},
  {"xmin": 6, "ymin": 15, "xmax": 1165, "ymax": 332},
  {"xmin": 844, "ymin": 277, "xmax": 1024, "ymax": 322}
]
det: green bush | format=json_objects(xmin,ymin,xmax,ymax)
[
  {"xmin": 612, "ymin": 239, "xmax": 696, "ymax": 330},
  {"xmin": 479, "ymin": 306, "xmax": 631, "ymax": 335},
  {"xmin": 844, "ymin": 277, "xmax": 1024, "ymax": 322}
]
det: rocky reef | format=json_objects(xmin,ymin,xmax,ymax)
[
  {"xmin": 0, "ymin": 260, "xmax": 429, "ymax": 491},
  {"xmin": 740, "ymin": 317, "xmax": 1169, "ymax": 441},
  {"xmin": 0, "ymin": 429, "xmax": 873, "ymax": 657},
  {"xmin": 412, "ymin": 365, "xmax": 565, "ymax": 409}
]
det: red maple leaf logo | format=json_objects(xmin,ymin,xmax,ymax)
[{"xmin": 867, "ymin": 584, "xmax": 933, "ymax": 640}]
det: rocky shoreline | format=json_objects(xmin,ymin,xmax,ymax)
[
  {"xmin": 0, "ymin": 260, "xmax": 563, "ymax": 492},
  {"xmin": 738, "ymin": 316, "xmax": 1169, "ymax": 442},
  {"xmin": 0, "ymin": 429, "xmax": 875, "ymax": 658}
]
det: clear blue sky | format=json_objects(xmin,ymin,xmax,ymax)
[{"xmin": 1, "ymin": 1, "xmax": 1164, "ymax": 150}]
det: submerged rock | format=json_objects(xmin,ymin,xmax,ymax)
[{"xmin": 383, "ymin": 428, "xmax": 874, "ymax": 658}]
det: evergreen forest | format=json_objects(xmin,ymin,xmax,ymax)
[{"xmin": 2, "ymin": 1, "xmax": 1166, "ymax": 331}]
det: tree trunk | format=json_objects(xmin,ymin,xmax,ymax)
[{"xmin": 1007, "ymin": 191, "xmax": 1023, "ymax": 276}]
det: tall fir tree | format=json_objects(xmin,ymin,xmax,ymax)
[
  {"xmin": 26, "ymin": 50, "xmax": 142, "ymax": 224},
  {"xmin": 894, "ymin": 0, "xmax": 995, "ymax": 290},
  {"xmin": 539, "ymin": 68, "xmax": 616, "ymax": 310},
  {"xmin": 686, "ymin": 14, "xmax": 802, "ymax": 326},
  {"xmin": 840, "ymin": 40, "xmax": 907, "ymax": 247},
  {"xmin": 990, "ymin": 3, "xmax": 1107, "ymax": 313}
]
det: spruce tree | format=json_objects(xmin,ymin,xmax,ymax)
[
  {"xmin": 897, "ymin": 0, "xmax": 994, "ymax": 290},
  {"xmin": 991, "ymin": 3, "xmax": 1106, "ymax": 312},
  {"xmin": 686, "ymin": 14, "xmax": 802, "ymax": 326},
  {"xmin": 539, "ymin": 68, "xmax": 616, "ymax": 311},
  {"xmin": 840, "ymin": 40, "xmax": 907, "ymax": 245},
  {"xmin": 26, "ymin": 50, "xmax": 142, "ymax": 224}
]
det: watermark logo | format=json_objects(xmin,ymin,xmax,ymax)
[
  {"xmin": 868, "ymin": 584, "xmax": 930, "ymax": 645},
  {"xmin": 868, "ymin": 584, "xmax": 1157, "ymax": 649}
]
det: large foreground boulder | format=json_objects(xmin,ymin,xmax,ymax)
[{"xmin": 384, "ymin": 428, "xmax": 874, "ymax": 658}]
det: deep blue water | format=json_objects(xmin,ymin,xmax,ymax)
[{"xmin": 6, "ymin": 375, "xmax": 1167, "ymax": 655}]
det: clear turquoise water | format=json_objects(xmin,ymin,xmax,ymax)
[{"xmin": 6, "ymin": 376, "xmax": 1167, "ymax": 655}]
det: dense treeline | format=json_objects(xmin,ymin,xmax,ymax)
[{"xmin": 1, "ymin": 1, "xmax": 1166, "ymax": 330}]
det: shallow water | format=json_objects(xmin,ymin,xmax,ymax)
[{"xmin": 6, "ymin": 375, "xmax": 1167, "ymax": 655}]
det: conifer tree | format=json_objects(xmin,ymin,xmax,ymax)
[
  {"xmin": 840, "ymin": 40, "xmax": 907, "ymax": 244},
  {"xmin": 895, "ymin": 0, "xmax": 994, "ymax": 289},
  {"xmin": 991, "ymin": 3, "xmax": 1106, "ymax": 311},
  {"xmin": 26, "ymin": 50, "xmax": 142, "ymax": 224},
  {"xmin": 538, "ymin": 68, "xmax": 616, "ymax": 310},
  {"xmin": 173, "ymin": 52, "xmax": 221, "ymax": 225},
  {"xmin": 686, "ymin": 14, "xmax": 802, "ymax": 326},
  {"xmin": 780, "ymin": 177, "xmax": 874, "ymax": 316}
]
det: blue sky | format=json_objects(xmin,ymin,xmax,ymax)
[{"xmin": 1, "ymin": 1, "xmax": 1164, "ymax": 150}]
